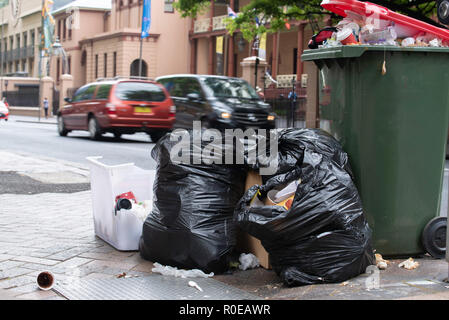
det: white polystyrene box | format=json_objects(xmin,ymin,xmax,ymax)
[{"xmin": 87, "ymin": 156, "xmax": 156, "ymax": 251}]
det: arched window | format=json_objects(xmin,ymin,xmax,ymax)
[{"xmin": 130, "ymin": 59, "xmax": 147, "ymax": 77}]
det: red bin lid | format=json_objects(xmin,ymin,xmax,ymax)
[{"xmin": 321, "ymin": 0, "xmax": 449, "ymax": 41}]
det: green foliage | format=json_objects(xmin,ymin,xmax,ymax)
[{"xmin": 175, "ymin": 0, "xmax": 441, "ymax": 41}]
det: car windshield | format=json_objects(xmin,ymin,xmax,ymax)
[
  {"xmin": 115, "ymin": 82, "xmax": 166, "ymax": 102},
  {"xmin": 200, "ymin": 77, "xmax": 260, "ymax": 100}
]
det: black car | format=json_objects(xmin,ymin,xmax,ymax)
[{"xmin": 156, "ymin": 74, "xmax": 277, "ymax": 130}]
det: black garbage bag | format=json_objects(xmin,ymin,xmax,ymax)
[
  {"xmin": 235, "ymin": 128, "xmax": 374, "ymax": 286},
  {"xmin": 140, "ymin": 130, "xmax": 247, "ymax": 274}
]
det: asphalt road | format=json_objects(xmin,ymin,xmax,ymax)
[{"xmin": 0, "ymin": 115, "xmax": 158, "ymax": 170}]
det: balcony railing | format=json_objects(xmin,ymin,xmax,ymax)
[
  {"xmin": 26, "ymin": 46, "xmax": 34, "ymax": 58},
  {"xmin": 5, "ymin": 50, "xmax": 12, "ymax": 62},
  {"xmin": 276, "ymin": 74, "xmax": 298, "ymax": 88},
  {"xmin": 194, "ymin": 18, "xmax": 211, "ymax": 33},
  {"xmin": 212, "ymin": 15, "xmax": 229, "ymax": 31},
  {"xmin": 20, "ymin": 47, "xmax": 27, "ymax": 59},
  {"xmin": 12, "ymin": 48, "xmax": 20, "ymax": 60}
]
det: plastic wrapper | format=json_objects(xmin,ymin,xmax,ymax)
[
  {"xmin": 151, "ymin": 262, "xmax": 214, "ymax": 278},
  {"xmin": 139, "ymin": 130, "xmax": 247, "ymax": 274},
  {"xmin": 235, "ymin": 128, "xmax": 375, "ymax": 287}
]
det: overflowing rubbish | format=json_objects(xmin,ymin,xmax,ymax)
[
  {"xmin": 398, "ymin": 258, "xmax": 420, "ymax": 270},
  {"xmin": 140, "ymin": 131, "xmax": 247, "ymax": 274},
  {"xmin": 114, "ymin": 191, "xmax": 152, "ymax": 222},
  {"xmin": 235, "ymin": 128, "xmax": 374, "ymax": 287},
  {"xmin": 37, "ymin": 271, "xmax": 55, "ymax": 291},
  {"xmin": 310, "ymin": 0, "xmax": 449, "ymax": 49},
  {"xmin": 375, "ymin": 253, "xmax": 389, "ymax": 270},
  {"xmin": 151, "ymin": 262, "xmax": 214, "ymax": 278},
  {"xmin": 238, "ymin": 253, "xmax": 260, "ymax": 271}
]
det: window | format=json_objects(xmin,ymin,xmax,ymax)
[
  {"xmin": 56, "ymin": 57, "xmax": 60, "ymax": 82},
  {"xmin": 201, "ymin": 77, "xmax": 259, "ymax": 99},
  {"xmin": 84, "ymin": 86, "xmax": 97, "ymax": 100},
  {"xmin": 159, "ymin": 77, "xmax": 203, "ymax": 98},
  {"xmin": 113, "ymin": 52, "xmax": 117, "ymax": 77},
  {"xmin": 58, "ymin": 20, "xmax": 61, "ymax": 40},
  {"xmin": 104, "ymin": 53, "xmax": 107, "ymax": 78},
  {"xmin": 115, "ymin": 82, "xmax": 166, "ymax": 102},
  {"xmin": 164, "ymin": 0, "xmax": 174, "ymax": 12},
  {"xmin": 72, "ymin": 86, "xmax": 88, "ymax": 102},
  {"xmin": 95, "ymin": 54, "xmax": 98, "ymax": 79},
  {"xmin": 68, "ymin": 22, "xmax": 72, "ymax": 39},
  {"xmin": 63, "ymin": 18, "xmax": 67, "ymax": 40},
  {"xmin": 95, "ymin": 84, "xmax": 112, "ymax": 100},
  {"xmin": 67, "ymin": 56, "xmax": 71, "ymax": 74}
]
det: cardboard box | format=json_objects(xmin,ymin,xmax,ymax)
[{"xmin": 235, "ymin": 170, "xmax": 272, "ymax": 269}]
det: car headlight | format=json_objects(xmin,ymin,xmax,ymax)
[
  {"xmin": 221, "ymin": 112, "xmax": 232, "ymax": 119},
  {"xmin": 267, "ymin": 115, "xmax": 276, "ymax": 121}
]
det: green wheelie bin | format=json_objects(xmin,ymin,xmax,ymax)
[{"xmin": 302, "ymin": 45, "xmax": 449, "ymax": 258}]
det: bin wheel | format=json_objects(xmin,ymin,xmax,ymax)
[
  {"xmin": 438, "ymin": 0, "xmax": 449, "ymax": 25},
  {"xmin": 421, "ymin": 217, "xmax": 447, "ymax": 259}
]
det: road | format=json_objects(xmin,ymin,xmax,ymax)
[{"xmin": 0, "ymin": 115, "xmax": 158, "ymax": 170}]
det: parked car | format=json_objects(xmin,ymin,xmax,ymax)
[
  {"xmin": 156, "ymin": 74, "xmax": 277, "ymax": 130},
  {"xmin": 0, "ymin": 100, "xmax": 9, "ymax": 121},
  {"xmin": 57, "ymin": 78, "xmax": 176, "ymax": 142}
]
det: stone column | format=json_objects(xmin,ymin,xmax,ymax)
[
  {"xmin": 240, "ymin": 56, "xmax": 267, "ymax": 90},
  {"xmin": 59, "ymin": 74, "xmax": 73, "ymax": 113},
  {"xmin": 40, "ymin": 76, "xmax": 54, "ymax": 118}
]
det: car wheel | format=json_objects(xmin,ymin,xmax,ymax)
[
  {"xmin": 57, "ymin": 116, "xmax": 69, "ymax": 137},
  {"xmin": 88, "ymin": 117, "xmax": 102, "ymax": 140},
  {"xmin": 438, "ymin": 0, "xmax": 449, "ymax": 25},
  {"xmin": 149, "ymin": 131, "xmax": 166, "ymax": 143}
]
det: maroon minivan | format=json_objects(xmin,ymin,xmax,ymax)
[{"xmin": 57, "ymin": 79, "xmax": 176, "ymax": 142}]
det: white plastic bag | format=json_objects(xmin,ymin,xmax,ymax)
[{"xmin": 151, "ymin": 262, "xmax": 214, "ymax": 278}]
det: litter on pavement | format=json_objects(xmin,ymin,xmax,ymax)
[
  {"xmin": 375, "ymin": 253, "xmax": 389, "ymax": 270},
  {"xmin": 399, "ymin": 258, "xmax": 420, "ymax": 270},
  {"xmin": 239, "ymin": 253, "xmax": 260, "ymax": 271},
  {"xmin": 309, "ymin": 0, "xmax": 449, "ymax": 49},
  {"xmin": 151, "ymin": 263, "xmax": 214, "ymax": 279},
  {"xmin": 36, "ymin": 271, "xmax": 55, "ymax": 291}
]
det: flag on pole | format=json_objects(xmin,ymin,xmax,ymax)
[
  {"xmin": 227, "ymin": 6, "xmax": 237, "ymax": 19},
  {"xmin": 141, "ymin": 0, "xmax": 152, "ymax": 39},
  {"xmin": 258, "ymin": 33, "xmax": 267, "ymax": 60},
  {"xmin": 41, "ymin": 0, "xmax": 55, "ymax": 55}
]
